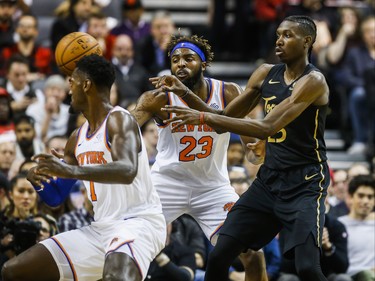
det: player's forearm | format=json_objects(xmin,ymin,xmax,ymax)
[
  {"xmin": 182, "ymin": 89, "xmax": 222, "ymax": 114},
  {"xmin": 70, "ymin": 161, "xmax": 137, "ymax": 184},
  {"xmin": 204, "ymin": 113, "xmax": 270, "ymax": 139}
]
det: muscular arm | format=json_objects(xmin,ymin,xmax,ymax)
[
  {"xmin": 164, "ymin": 70, "xmax": 329, "ymax": 140},
  {"xmin": 34, "ymin": 111, "xmax": 143, "ymax": 185},
  {"xmin": 204, "ymin": 71, "xmax": 329, "ymax": 139},
  {"xmin": 130, "ymin": 90, "xmax": 168, "ymax": 126}
]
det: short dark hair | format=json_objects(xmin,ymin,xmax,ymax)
[
  {"xmin": 76, "ymin": 54, "xmax": 115, "ymax": 90},
  {"xmin": 348, "ymin": 175, "xmax": 375, "ymax": 196},
  {"xmin": 167, "ymin": 34, "xmax": 214, "ymax": 66},
  {"xmin": 14, "ymin": 113, "xmax": 35, "ymax": 127},
  {"xmin": 6, "ymin": 54, "xmax": 30, "ymax": 72},
  {"xmin": 284, "ymin": 15, "xmax": 317, "ymax": 61}
]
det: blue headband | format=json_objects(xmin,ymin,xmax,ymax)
[{"xmin": 171, "ymin": 42, "xmax": 206, "ymax": 62}]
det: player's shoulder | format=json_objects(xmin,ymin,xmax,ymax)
[{"xmin": 304, "ymin": 69, "xmax": 327, "ymax": 86}]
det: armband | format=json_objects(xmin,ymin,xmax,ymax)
[{"xmin": 33, "ymin": 178, "xmax": 77, "ymax": 207}]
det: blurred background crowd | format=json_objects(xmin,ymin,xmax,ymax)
[{"xmin": 0, "ymin": 0, "xmax": 374, "ymax": 280}]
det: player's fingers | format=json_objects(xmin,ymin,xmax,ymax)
[
  {"xmin": 32, "ymin": 153, "xmax": 53, "ymax": 162},
  {"xmin": 161, "ymin": 105, "xmax": 185, "ymax": 112},
  {"xmin": 51, "ymin": 148, "xmax": 64, "ymax": 159}
]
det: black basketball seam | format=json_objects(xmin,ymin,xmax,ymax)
[{"xmin": 57, "ymin": 34, "xmax": 99, "ymax": 67}]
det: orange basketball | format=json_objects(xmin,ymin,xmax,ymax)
[{"xmin": 55, "ymin": 32, "xmax": 102, "ymax": 76}]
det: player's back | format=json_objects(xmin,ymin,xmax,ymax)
[
  {"xmin": 151, "ymin": 78, "xmax": 231, "ymax": 189},
  {"xmin": 75, "ymin": 106, "xmax": 162, "ymax": 222}
]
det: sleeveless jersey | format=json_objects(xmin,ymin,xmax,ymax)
[
  {"xmin": 260, "ymin": 64, "xmax": 328, "ymax": 170},
  {"xmin": 151, "ymin": 78, "xmax": 231, "ymax": 189},
  {"xmin": 75, "ymin": 106, "xmax": 162, "ymax": 222}
]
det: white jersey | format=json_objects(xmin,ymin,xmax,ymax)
[
  {"xmin": 151, "ymin": 78, "xmax": 231, "ymax": 189},
  {"xmin": 75, "ymin": 106, "xmax": 162, "ymax": 222}
]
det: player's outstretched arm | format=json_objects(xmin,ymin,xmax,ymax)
[{"xmin": 163, "ymin": 70, "xmax": 328, "ymax": 139}]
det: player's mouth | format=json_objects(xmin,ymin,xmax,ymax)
[
  {"xmin": 176, "ymin": 70, "xmax": 189, "ymax": 79},
  {"xmin": 275, "ymin": 47, "xmax": 283, "ymax": 56}
]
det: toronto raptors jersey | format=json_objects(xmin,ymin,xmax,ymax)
[
  {"xmin": 151, "ymin": 78, "xmax": 231, "ymax": 189},
  {"xmin": 75, "ymin": 106, "xmax": 162, "ymax": 222},
  {"xmin": 260, "ymin": 64, "xmax": 328, "ymax": 170}
]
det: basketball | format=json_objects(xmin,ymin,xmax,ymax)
[{"xmin": 55, "ymin": 32, "xmax": 102, "ymax": 76}]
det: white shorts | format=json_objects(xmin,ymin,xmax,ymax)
[
  {"xmin": 155, "ymin": 183, "xmax": 239, "ymax": 245},
  {"xmin": 40, "ymin": 214, "xmax": 166, "ymax": 281}
]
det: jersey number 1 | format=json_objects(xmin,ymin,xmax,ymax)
[{"xmin": 89, "ymin": 181, "xmax": 98, "ymax": 201}]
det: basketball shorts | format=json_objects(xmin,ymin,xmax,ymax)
[
  {"xmin": 153, "ymin": 180, "xmax": 239, "ymax": 245},
  {"xmin": 40, "ymin": 214, "xmax": 166, "ymax": 281},
  {"xmin": 220, "ymin": 162, "xmax": 330, "ymax": 257}
]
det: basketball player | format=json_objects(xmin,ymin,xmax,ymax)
[
  {"xmin": 131, "ymin": 35, "xmax": 267, "ymax": 280},
  {"xmin": 159, "ymin": 16, "xmax": 331, "ymax": 281},
  {"xmin": 2, "ymin": 55, "xmax": 166, "ymax": 281}
]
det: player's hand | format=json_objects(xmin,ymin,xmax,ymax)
[
  {"xmin": 246, "ymin": 140, "xmax": 265, "ymax": 165},
  {"xmin": 149, "ymin": 75, "xmax": 187, "ymax": 97},
  {"xmin": 162, "ymin": 105, "xmax": 202, "ymax": 128},
  {"xmin": 32, "ymin": 153, "xmax": 73, "ymax": 179},
  {"xmin": 26, "ymin": 166, "xmax": 54, "ymax": 189},
  {"xmin": 321, "ymin": 227, "xmax": 332, "ymax": 250}
]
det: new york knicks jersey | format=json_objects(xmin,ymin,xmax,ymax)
[
  {"xmin": 75, "ymin": 106, "xmax": 162, "ymax": 222},
  {"xmin": 260, "ymin": 64, "xmax": 328, "ymax": 170},
  {"xmin": 151, "ymin": 78, "xmax": 231, "ymax": 189}
]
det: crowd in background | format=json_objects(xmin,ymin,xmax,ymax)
[{"xmin": 0, "ymin": 0, "xmax": 374, "ymax": 280}]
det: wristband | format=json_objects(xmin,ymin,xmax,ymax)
[
  {"xmin": 199, "ymin": 112, "xmax": 205, "ymax": 125},
  {"xmin": 180, "ymin": 87, "xmax": 189, "ymax": 98}
]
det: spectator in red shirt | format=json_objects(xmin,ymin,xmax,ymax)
[{"xmin": 0, "ymin": 14, "xmax": 52, "ymax": 81}]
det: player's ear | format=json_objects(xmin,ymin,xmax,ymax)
[
  {"xmin": 83, "ymin": 79, "xmax": 92, "ymax": 92},
  {"xmin": 304, "ymin": 36, "xmax": 312, "ymax": 48},
  {"xmin": 201, "ymin": 61, "xmax": 207, "ymax": 71}
]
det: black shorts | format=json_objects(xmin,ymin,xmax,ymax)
[{"xmin": 220, "ymin": 162, "xmax": 330, "ymax": 257}]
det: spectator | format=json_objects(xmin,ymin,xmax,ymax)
[
  {"xmin": 146, "ymin": 223, "xmax": 196, "ymax": 281},
  {"xmin": 87, "ymin": 11, "xmax": 116, "ymax": 60},
  {"xmin": 0, "ymin": 0, "xmax": 17, "ymax": 49},
  {"xmin": 57, "ymin": 184, "xmax": 93, "ymax": 232},
  {"xmin": 0, "ymin": 141, "xmax": 16, "ymax": 179},
  {"xmin": 347, "ymin": 163, "xmax": 370, "ymax": 181},
  {"xmin": 339, "ymin": 16, "xmax": 375, "ymax": 155},
  {"xmin": 0, "ymin": 87, "xmax": 16, "ymax": 143},
  {"xmin": 328, "ymin": 169, "xmax": 350, "ymax": 218},
  {"xmin": 0, "ymin": 172, "xmax": 38, "ymax": 265},
  {"xmin": 110, "ymin": 0, "xmax": 150, "ymax": 45},
  {"xmin": 141, "ymin": 120, "xmax": 158, "ymax": 166},
  {"xmin": 33, "ymin": 213, "xmax": 59, "ymax": 242},
  {"xmin": 45, "ymin": 134, "xmax": 68, "ymax": 156},
  {"xmin": 1, "ymin": 55, "xmax": 40, "ymax": 116},
  {"xmin": 227, "ymin": 134, "xmax": 245, "ymax": 167},
  {"xmin": 228, "ymin": 165, "xmax": 252, "ymax": 197},
  {"xmin": 111, "ymin": 34, "xmax": 152, "ymax": 107},
  {"xmin": 172, "ymin": 215, "xmax": 207, "ymax": 281},
  {"xmin": 17, "ymin": 158, "xmax": 37, "ymax": 173},
  {"xmin": 339, "ymin": 175, "xmax": 375, "ymax": 281},
  {"xmin": 137, "ymin": 10, "xmax": 175, "ymax": 76},
  {"xmin": 13, "ymin": 114, "xmax": 44, "ymax": 161},
  {"xmin": 50, "ymin": 0, "xmax": 94, "ymax": 52},
  {"xmin": 0, "ymin": 172, "xmax": 10, "ymax": 212},
  {"xmin": 0, "ymin": 14, "xmax": 52, "ymax": 81},
  {"xmin": 26, "ymin": 74, "xmax": 69, "ymax": 142}
]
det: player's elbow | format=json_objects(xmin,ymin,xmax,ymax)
[{"xmin": 121, "ymin": 168, "xmax": 138, "ymax": 185}]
